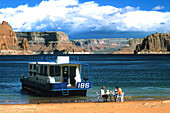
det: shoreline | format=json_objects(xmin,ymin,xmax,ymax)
[
  {"xmin": 0, "ymin": 100, "xmax": 170, "ymax": 113},
  {"xmin": 0, "ymin": 52, "xmax": 170, "ymax": 55},
  {"xmin": 1, "ymin": 97, "xmax": 170, "ymax": 105}
]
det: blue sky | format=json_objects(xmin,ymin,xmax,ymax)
[
  {"xmin": 80, "ymin": 0, "xmax": 170, "ymax": 11},
  {"xmin": 1, "ymin": 0, "xmax": 170, "ymax": 11},
  {"xmin": 0, "ymin": 0, "xmax": 170, "ymax": 39}
]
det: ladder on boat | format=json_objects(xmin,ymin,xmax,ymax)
[{"xmin": 62, "ymin": 89, "xmax": 69, "ymax": 96}]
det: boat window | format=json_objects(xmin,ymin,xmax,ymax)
[
  {"xmin": 44, "ymin": 66, "xmax": 47, "ymax": 76},
  {"xmin": 70, "ymin": 66, "xmax": 76, "ymax": 75},
  {"xmin": 34, "ymin": 65, "xmax": 36, "ymax": 70},
  {"xmin": 40, "ymin": 65, "xmax": 43, "ymax": 75},
  {"xmin": 29, "ymin": 71, "xmax": 32, "ymax": 76},
  {"xmin": 30, "ymin": 64, "xmax": 32, "ymax": 69},
  {"xmin": 50, "ymin": 66, "xmax": 61, "ymax": 77},
  {"xmin": 55, "ymin": 66, "xmax": 61, "ymax": 76},
  {"xmin": 50, "ymin": 66, "xmax": 54, "ymax": 77},
  {"xmin": 70, "ymin": 66, "xmax": 76, "ymax": 85},
  {"xmin": 34, "ymin": 72, "xmax": 36, "ymax": 76}
]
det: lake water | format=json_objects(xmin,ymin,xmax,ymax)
[{"xmin": 0, "ymin": 54, "xmax": 170, "ymax": 104}]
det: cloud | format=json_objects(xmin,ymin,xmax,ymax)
[
  {"xmin": 152, "ymin": 6, "xmax": 165, "ymax": 11},
  {"xmin": 0, "ymin": 0, "xmax": 170, "ymax": 38}
]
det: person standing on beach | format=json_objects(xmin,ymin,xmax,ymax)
[
  {"xmin": 114, "ymin": 86, "xmax": 122, "ymax": 102},
  {"xmin": 101, "ymin": 86, "xmax": 108, "ymax": 102}
]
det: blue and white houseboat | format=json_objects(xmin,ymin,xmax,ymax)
[{"xmin": 20, "ymin": 56, "xmax": 92, "ymax": 96}]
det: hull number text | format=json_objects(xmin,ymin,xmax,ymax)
[{"xmin": 77, "ymin": 82, "xmax": 90, "ymax": 88}]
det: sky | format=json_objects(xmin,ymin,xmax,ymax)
[{"xmin": 0, "ymin": 0, "xmax": 170, "ymax": 39}]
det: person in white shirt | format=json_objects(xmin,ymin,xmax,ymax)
[{"xmin": 100, "ymin": 86, "xmax": 108, "ymax": 102}]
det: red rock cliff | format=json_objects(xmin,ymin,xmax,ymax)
[
  {"xmin": 21, "ymin": 38, "xmax": 29, "ymax": 51},
  {"xmin": 135, "ymin": 32, "xmax": 170, "ymax": 54},
  {"xmin": 0, "ymin": 21, "xmax": 18, "ymax": 50}
]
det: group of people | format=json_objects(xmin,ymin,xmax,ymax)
[{"xmin": 100, "ymin": 86, "xmax": 122, "ymax": 102}]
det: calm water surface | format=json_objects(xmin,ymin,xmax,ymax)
[{"xmin": 0, "ymin": 54, "xmax": 169, "ymax": 104}]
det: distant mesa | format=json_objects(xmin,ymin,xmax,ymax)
[
  {"xmin": 71, "ymin": 38, "xmax": 139, "ymax": 54},
  {"xmin": 17, "ymin": 31, "xmax": 139, "ymax": 54},
  {"xmin": 16, "ymin": 31, "xmax": 91, "ymax": 54},
  {"xmin": 134, "ymin": 32, "xmax": 170, "ymax": 54},
  {"xmin": 112, "ymin": 38, "xmax": 143, "ymax": 54}
]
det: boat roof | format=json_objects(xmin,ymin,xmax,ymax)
[
  {"xmin": 28, "ymin": 56, "xmax": 89, "ymax": 66},
  {"xmin": 28, "ymin": 61, "xmax": 82, "ymax": 65}
]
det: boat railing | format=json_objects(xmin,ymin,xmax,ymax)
[
  {"xmin": 69, "ymin": 56, "xmax": 79, "ymax": 64},
  {"xmin": 20, "ymin": 74, "xmax": 28, "ymax": 79},
  {"xmin": 29, "ymin": 56, "xmax": 79, "ymax": 63}
]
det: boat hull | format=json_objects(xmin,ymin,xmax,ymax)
[{"xmin": 21, "ymin": 79, "xmax": 88, "ymax": 96}]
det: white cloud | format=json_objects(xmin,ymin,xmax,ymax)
[
  {"xmin": 0, "ymin": 0, "xmax": 169, "ymax": 38},
  {"xmin": 152, "ymin": 6, "xmax": 165, "ymax": 11}
]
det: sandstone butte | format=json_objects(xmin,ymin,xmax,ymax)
[
  {"xmin": 135, "ymin": 32, "xmax": 170, "ymax": 54},
  {"xmin": 21, "ymin": 38, "xmax": 29, "ymax": 51},
  {"xmin": 0, "ymin": 21, "xmax": 18, "ymax": 50},
  {"xmin": 0, "ymin": 21, "xmax": 33, "ymax": 55}
]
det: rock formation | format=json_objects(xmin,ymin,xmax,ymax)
[
  {"xmin": 72, "ymin": 38, "xmax": 132, "ymax": 54},
  {"xmin": 21, "ymin": 38, "xmax": 29, "ymax": 51},
  {"xmin": 0, "ymin": 21, "xmax": 33, "ymax": 55},
  {"xmin": 113, "ymin": 38, "xmax": 144, "ymax": 54},
  {"xmin": 134, "ymin": 32, "xmax": 170, "ymax": 54},
  {"xmin": 3, "ymin": 20, "xmax": 168, "ymax": 55},
  {"xmin": 0, "ymin": 21, "xmax": 18, "ymax": 50},
  {"xmin": 72, "ymin": 38, "xmax": 143, "ymax": 54},
  {"xmin": 16, "ymin": 31, "xmax": 69, "ymax": 43},
  {"xmin": 16, "ymin": 32, "xmax": 90, "ymax": 54},
  {"xmin": 16, "ymin": 31, "xmax": 144, "ymax": 54},
  {"xmin": 17, "ymin": 31, "xmax": 140, "ymax": 54}
]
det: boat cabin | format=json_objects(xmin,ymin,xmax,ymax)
[{"xmin": 28, "ymin": 56, "xmax": 88, "ymax": 87}]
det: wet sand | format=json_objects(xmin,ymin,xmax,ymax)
[{"xmin": 0, "ymin": 100, "xmax": 170, "ymax": 113}]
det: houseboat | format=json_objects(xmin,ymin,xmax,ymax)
[{"xmin": 20, "ymin": 56, "xmax": 92, "ymax": 96}]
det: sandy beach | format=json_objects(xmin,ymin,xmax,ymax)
[{"xmin": 0, "ymin": 100, "xmax": 170, "ymax": 113}]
